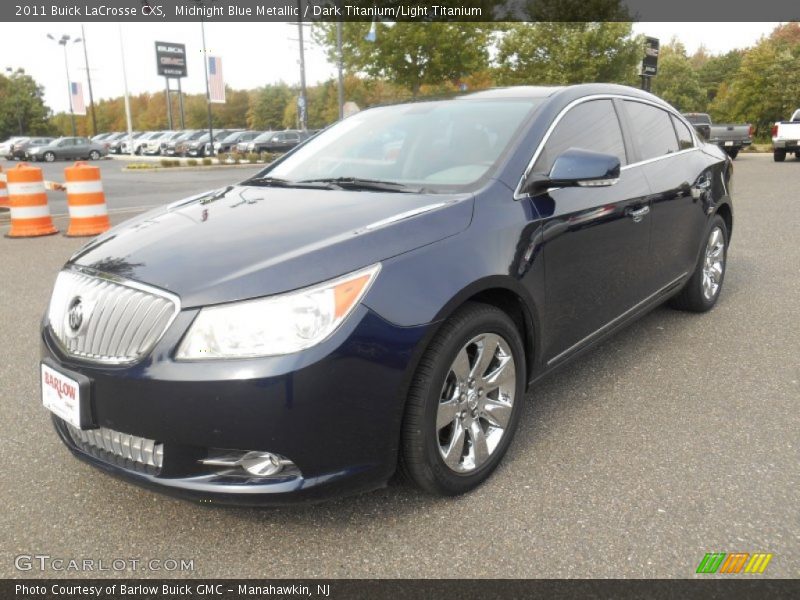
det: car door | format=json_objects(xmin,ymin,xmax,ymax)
[
  {"xmin": 527, "ymin": 98, "xmax": 653, "ymax": 365},
  {"xmin": 620, "ymin": 101, "xmax": 712, "ymax": 289},
  {"xmin": 56, "ymin": 138, "xmax": 74, "ymax": 159}
]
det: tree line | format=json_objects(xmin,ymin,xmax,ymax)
[{"xmin": 2, "ymin": 22, "xmax": 797, "ymax": 141}]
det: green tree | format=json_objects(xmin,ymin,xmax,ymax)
[
  {"xmin": 495, "ymin": 22, "xmax": 641, "ymax": 86},
  {"xmin": 247, "ymin": 83, "xmax": 293, "ymax": 129},
  {"xmin": 314, "ymin": 22, "xmax": 496, "ymax": 96},
  {"xmin": 697, "ymin": 50, "xmax": 742, "ymax": 105},
  {"xmin": 0, "ymin": 69, "xmax": 55, "ymax": 139},
  {"xmin": 650, "ymin": 40, "xmax": 705, "ymax": 112}
]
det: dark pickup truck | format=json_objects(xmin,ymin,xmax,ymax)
[{"xmin": 684, "ymin": 113, "xmax": 753, "ymax": 159}]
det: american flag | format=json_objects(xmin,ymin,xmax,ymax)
[
  {"xmin": 70, "ymin": 82, "xmax": 86, "ymax": 115},
  {"xmin": 207, "ymin": 56, "xmax": 226, "ymax": 104}
]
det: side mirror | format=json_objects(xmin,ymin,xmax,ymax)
[{"xmin": 523, "ymin": 148, "xmax": 620, "ymax": 195}]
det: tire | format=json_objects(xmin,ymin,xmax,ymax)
[
  {"xmin": 88, "ymin": 150, "xmax": 100, "ymax": 160},
  {"xmin": 400, "ymin": 302, "xmax": 526, "ymax": 496},
  {"xmin": 43, "ymin": 152, "xmax": 55, "ymax": 163},
  {"xmin": 669, "ymin": 215, "xmax": 728, "ymax": 312},
  {"xmin": 725, "ymin": 148, "xmax": 739, "ymax": 159},
  {"xmin": 774, "ymin": 149, "xmax": 786, "ymax": 162}
]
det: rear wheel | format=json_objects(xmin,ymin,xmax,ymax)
[
  {"xmin": 725, "ymin": 147, "xmax": 739, "ymax": 159},
  {"xmin": 88, "ymin": 150, "xmax": 100, "ymax": 160},
  {"xmin": 401, "ymin": 302, "xmax": 525, "ymax": 496},
  {"xmin": 774, "ymin": 149, "xmax": 786, "ymax": 162},
  {"xmin": 669, "ymin": 215, "xmax": 728, "ymax": 312}
]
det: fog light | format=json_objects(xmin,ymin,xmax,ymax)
[
  {"xmin": 200, "ymin": 449, "xmax": 297, "ymax": 478},
  {"xmin": 240, "ymin": 452, "xmax": 283, "ymax": 477}
]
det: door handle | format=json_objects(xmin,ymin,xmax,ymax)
[{"xmin": 626, "ymin": 205, "xmax": 650, "ymax": 222}]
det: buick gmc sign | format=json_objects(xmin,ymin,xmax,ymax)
[{"xmin": 155, "ymin": 41, "xmax": 187, "ymax": 78}]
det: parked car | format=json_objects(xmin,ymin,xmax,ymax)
[
  {"xmin": 28, "ymin": 137, "xmax": 108, "ymax": 162},
  {"xmin": 0, "ymin": 136, "xmax": 28, "ymax": 158},
  {"xmin": 771, "ymin": 108, "xmax": 800, "ymax": 162},
  {"xmin": 239, "ymin": 131, "xmax": 271, "ymax": 154},
  {"xmin": 215, "ymin": 130, "xmax": 259, "ymax": 154},
  {"xmin": 9, "ymin": 136, "xmax": 55, "ymax": 160},
  {"xmin": 107, "ymin": 132, "xmax": 142, "ymax": 154},
  {"xmin": 249, "ymin": 129, "xmax": 309, "ymax": 153},
  {"xmin": 170, "ymin": 130, "xmax": 205, "ymax": 156},
  {"xmin": 122, "ymin": 131, "xmax": 164, "ymax": 155},
  {"xmin": 40, "ymin": 84, "xmax": 732, "ymax": 505},
  {"xmin": 683, "ymin": 113, "xmax": 752, "ymax": 159},
  {"xmin": 142, "ymin": 131, "xmax": 183, "ymax": 156},
  {"xmin": 185, "ymin": 130, "xmax": 236, "ymax": 157},
  {"xmin": 91, "ymin": 133, "xmax": 113, "ymax": 143}
]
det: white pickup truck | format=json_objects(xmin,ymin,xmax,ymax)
[{"xmin": 772, "ymin": 109, "xmax": 800, "ymax": 162}]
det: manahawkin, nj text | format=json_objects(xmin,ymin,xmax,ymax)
[{"xmin": 176, "ymin": 3, "xmax": 482, "ymax": 18}]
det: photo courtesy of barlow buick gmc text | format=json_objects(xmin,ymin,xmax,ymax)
[{"xmin": 0, "ymin": 1, "xmax": 798, "ymax": 598}]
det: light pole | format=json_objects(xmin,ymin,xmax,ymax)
[
  {"xmin": 296, "ymin": 0, "xmax": 308, "ymax": 130},
  {"xmin": 47, "ymin": 33, "xmax": 80, "ymax": 136}
]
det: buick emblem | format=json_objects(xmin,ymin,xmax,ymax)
[{"xmin": 67, "ymin": 297, "xmax": 84, "ymax": 334}]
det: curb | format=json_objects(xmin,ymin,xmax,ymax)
[{"xmin": 122, "ymin": 163, "xmax": 266, "ymax": 173}]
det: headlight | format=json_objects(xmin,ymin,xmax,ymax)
[{"xmin": 176, "ymin": 263, "xmax": 380, "ymax": 359}]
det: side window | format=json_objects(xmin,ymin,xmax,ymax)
[
  {"xmin": 623, "ymin": 101, "xmax": 679, "ymax": 160},
  {"xmin": 533, "ymin": 100, "xmax": 627, "ymax": 174},
  {"xmin": 672, "ymin": 115, "xmax": 695, "ymax": 150}
]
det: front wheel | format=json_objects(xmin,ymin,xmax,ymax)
[
  {"xmin": 43, "ymin": 152, "xmax": 55, "ymax": 163},
  {"xmin": 774, "ymin": 149, "xmax": 786, "ymax": 162},
  {"xmin": 401, "ymin": 302, "xmax": 525, "ymax": 496},
  {"xmin": 669, "ymin": 214, "xmax": 728, "ymax": 312},
  {"xmin": 88, "ymin": 150, "xmax": 100, "ymax": 160}
]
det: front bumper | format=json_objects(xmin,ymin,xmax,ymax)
[{"xmin": 42, "ymin": 307, "xmax": 428, "ymax": 505}]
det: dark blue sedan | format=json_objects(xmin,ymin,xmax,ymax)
[{"xmin": 41, "ymin": 84, "xmax": 732, "ymax": 504}]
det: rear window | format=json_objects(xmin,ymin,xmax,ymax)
[
  {"xmin": 624, "ymin": 101, "xmax": 679, "ymax": 161},
  {"xmin": 671, "ymin": 116, "xmax": 695, "ymax": 150}
]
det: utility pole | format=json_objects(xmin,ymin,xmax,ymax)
[
  {"xmin": 296, "ymin": 0, "xmax": 308, "ymax": 130},
  {"xmin": 80, "ymin": 24, "xmax": 98, "ymax": 136}
]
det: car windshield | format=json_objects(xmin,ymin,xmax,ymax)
[
  {"xmin": 265, "ymin": 98, "xmax": 542, "ymax": 190},
  {"xmin": 253, "ymin": 132, "xmax": 274, "ymax": 142}
]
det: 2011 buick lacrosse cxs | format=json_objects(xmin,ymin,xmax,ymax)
[{"xmin": 41, "ymin": 84, "xmax": 732, "ymax": 504}]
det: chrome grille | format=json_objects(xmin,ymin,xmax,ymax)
[
  {"xmin": 66, "ymin": 423, "xmax": 164, "ymax": 469},
  {"xmin": 48, "ymin": 269, "xmax": 179, "ymax": 364}
]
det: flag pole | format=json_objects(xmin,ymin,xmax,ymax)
[{"xmin": 201, "ymin": 18, "xmax": 214, "ymax": 149}]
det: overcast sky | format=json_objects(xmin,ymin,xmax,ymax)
[{"xmin": 0, "ymin": 21, "xmax": 781, "ymax": 114}]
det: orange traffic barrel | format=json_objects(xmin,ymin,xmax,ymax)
[
  {"xmin": 5, "ymin": 163, "xmax": 58, "ymax": 238},
  {"xmin": 0, "ymin": 166, "xmax": 8, "ymax": 209},
  {"xmin": 64, "ymin": 161, "xmax": 110, "ymax": 237}
]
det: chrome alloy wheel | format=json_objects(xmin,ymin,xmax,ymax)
[
  {"xmin": 436, "ymin": 333, "xmax": 516, "ymax": 473},
  {"xmin": 702, "ymin": 226, "xmax": 725, "ymax": 301}
]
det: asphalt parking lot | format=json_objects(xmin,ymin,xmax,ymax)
[
  {"xmin": 0, "ymin": 153, "xmax": 797, "ymax": 578},
  {"xmin": 0, "ymin": 158, "xmax": 262, "ymax": 214}
]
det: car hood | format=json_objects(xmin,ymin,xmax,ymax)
[{"xmin": 69, "ymin": 185, "xmax": 474, "ymax": 307}]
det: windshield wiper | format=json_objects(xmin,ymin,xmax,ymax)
[
  {"xmin": 241, "ymin": 176, "xmax": 330, "ymax": 189},
  {"xmin": 299, "ymin": 177, "xmax": 422, "ymax": 193}
]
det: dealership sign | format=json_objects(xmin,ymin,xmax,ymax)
[
  {"xmin": 642, "ymin": 37, "xmax": 659, "ymax": 77},
  {"xmin": 155, "ymin": 41, "xmax": 187, "ymax": 78}
]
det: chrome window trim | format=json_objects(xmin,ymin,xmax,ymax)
[
  {"xmin": 514, "ymin": 93, "xmax": 701, "ymax": 200},
  {"xmin": 48, "ymin": 265, "xmax": 182, "ymax": 366}
]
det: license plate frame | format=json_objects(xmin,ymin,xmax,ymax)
[{"xmin": 41, "ymin": 358, "xmax": 94, "ymax": 430}]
